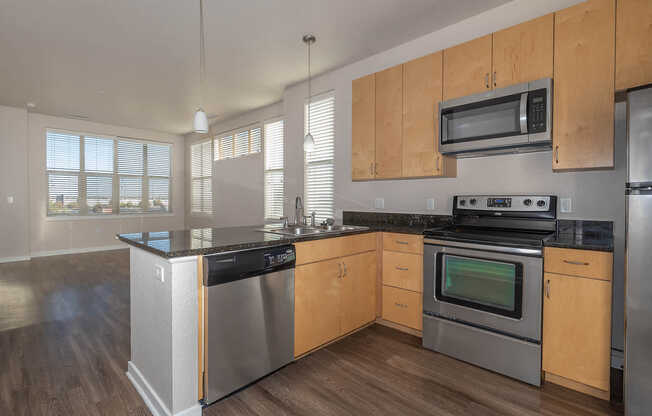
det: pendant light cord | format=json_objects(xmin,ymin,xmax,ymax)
[
  {"xmin": 307, "ymin": 39, "xmax": 311, "ymax": 134},
  {"xmin": 199, "ymin": 0, "xmax": 206, "ymax": 109}
]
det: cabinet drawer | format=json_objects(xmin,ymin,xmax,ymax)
[
  {"xmin": 295, "ymin": 233, "xmax": 377, "ymax": 265},
  {"xmin": 383, "ymin": 233, "xmax": 423, "ymax": 254},
  {"xmin": 382, "ymin": 285, "xmax": 422, "ymax": 330},
  {"xmin": 544, "ymin": 247, "xmax": 613, "ymax": 281},
  {"xmin": 382, "ymin": 250, "xmax": 422, "ymax": 292}
]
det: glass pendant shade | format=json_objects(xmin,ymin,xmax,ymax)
[
  {"xmin": 193, "ymin": 108, "xmax": 208, "ymax": 133},
  {"xmin": 304, "ymin": 132, "xmax": 315, "ymax": 152}
]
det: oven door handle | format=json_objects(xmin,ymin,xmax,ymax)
[
  {"xmin": 519, "ymin": 92, "xmax": 528, "ymax": 134},
  {"xmin": 424, "ymin": 238, "xmax": 542, "ymax": 256}
]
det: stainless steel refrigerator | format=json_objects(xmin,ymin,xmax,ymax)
[{"xmin": 626, "ymin": 85, "xmax": 652, "ymax": 415}]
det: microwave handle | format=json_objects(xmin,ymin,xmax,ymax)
[{"xmin": 519, "ymin": 92, "xmax": 528, "ymax": 134}]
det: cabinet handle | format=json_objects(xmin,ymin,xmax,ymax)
[
  {"xmin": 435, "ymin": 156, "xmax": 440, "ymax": 172},
  {"xmin": 394, "ymin": 302, "xmax": 408, "ymax": 308},
  {"xmin": 369, "ymin": 162, "xmax": 373, "ymax": 176},
  {"xmin": 395, "ymin": 266, "xmax": 409, "ymax": 271},
  {"xmin": 546, "ymin": 279, "xmax": 551, "ymax": 298},
  {"xmin": 555, "ymin": 145, "xmax": 559, "ymax": 164},
  {"xmin": 338, "ymin": 262, "xmax": 343, "ymax": 279},
  {"xmin": 485, "ymin": 73, "xmax": 490, "ymax": 89},
  {"xmin": 375, "ymin": 163, "xmax": 378, "ymax": 176},
  {"xmin": 342, "ymin": 262, "xmax": 347, "ymax": 277},
  {"xmin": 493, "ymin": 71, "xmax": 497, "ymax": 87},
  {"xmin": 563, "ymin": 260, "xmax": 590, "ymax": 266},
  {"xmin": 395, "ymin": 240, "xmax": 409, "ymax": 245}
]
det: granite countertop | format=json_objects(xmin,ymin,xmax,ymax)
[
  {"xmin": 117, "ymin": 225, "xmax": 377, "ymax": 259},
  {"xmin": 343, "ymin": 211, "xmax": 451, "ymax": 235},
  {"xmin": 543, "ymin": 220, "xmax": 614, "ymax": 252}
]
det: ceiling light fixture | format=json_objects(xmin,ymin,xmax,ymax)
[
  {"xmin": 193, "ymin": 0, "xmax": 208, "ymax": 134},
  {"xmin": 303, "ymin": 34, "xmax": 316, "ymax": 152}
]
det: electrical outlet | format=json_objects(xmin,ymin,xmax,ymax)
[
  {"xmin": 154, "ymin": 265, "xmax": 165, "ymax": 283},
  {"xmin": 7, "ymin": 196, "xmax": 14, "ymax": 204},
  {"xmin": 560, "ymin": 198, "xmax": 572, "ymax": 213},
  {"xmin": 426, "ymin": 198, "xmax": 436, "ymax": 211},
  {"xmin": 374, "ymin": 198, "xmax": 384, "ymax": 209}
]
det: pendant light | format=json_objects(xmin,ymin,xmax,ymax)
[
  {"xmin": 193, "ymin": 0, "xmax": 208, "ymax": 133},
  {"xmin": 303, "ymin": 34, "xmax": 316, "ymax": 152}
]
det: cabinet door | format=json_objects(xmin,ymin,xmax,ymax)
[
  {"xmin": 492, "ymin": 14, "xmax": 553, "ymax": 88},
  {"xmin": 542, "ymin": 273, "xmax": 611, "ymax": 391},
  {"xmin": 352, "ymin": 74, "xmax": 376, "ymax": 180},
  {"xmin": 553, "ymin": 0, "xmax": 615, "ymax": 170},
  {"xmin": 340, "ymin": 251, "xmax": 377, "ymax": 335},
  {"xmin": 443, "ymin": 35, "xmax": 492, "ymax": 101},
  {"xmin": 616, "ymin": 0, "xmax": 652, "ymax": 90},
  {"xmin": 402, "ymin": 52, "xmax": 456, "ymax": 178},
  {"xmin": 375, "ymin": 64, "xmax": 403, "ymax": 179},
  {"xmin": 294, "ymin": 258, "xmax": 342, "ymax": 357}
]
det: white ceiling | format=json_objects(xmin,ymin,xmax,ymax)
[{"xmin": 0, "ymin": 0, "xmax": 509, "ymax": 134}]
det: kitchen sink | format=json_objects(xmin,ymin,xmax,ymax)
[{"xmin": 258, "ymin": 224, "xmax": 368, "ymax": 237}]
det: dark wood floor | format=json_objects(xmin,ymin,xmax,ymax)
[{"xmin": 0, "ymin": 250, "xmax": 623, "ymax": 416}]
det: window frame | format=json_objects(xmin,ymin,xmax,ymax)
[
  {"xmin": 45, "ymin": 128, "xmax": 173, "ymax": 218},
  {"xmin": 303, "ymin": 91, "xmax": 336, "ymax": 224},
  {"xmin": 263, "ymin": 116, "xmax": 285, "ymax": 222},
  {"xmin": 213, "ymin": 124, "xmax": 262, "ymax": 161},
  {"xmin": 190, "ymin": 138, "xmax": 213, "ymax": 216}
]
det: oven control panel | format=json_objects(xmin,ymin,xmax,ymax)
[{"xmin": 455, "ymin": 195, "xmax": 552, "ymax": 211}]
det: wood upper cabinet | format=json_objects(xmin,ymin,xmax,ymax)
[
  {"xmin": 294, "ymin": 258, "xmax": 342, "ymax": 357},
  {"xmin": 492, "ymin": 14, "xmax": 553, "ymax": 88},
  {"xmin": 402, "ymin": 52, "xmax": 456, "ymax": 178},
  {"xmin": 340, "ymin": 251, "xmax": 377, "ymax": 335},
  {"xmin": 443, "ymin": 34, "xmax": 493, "ymax": 101},
  {"xmin": 542, "ymin": 272, "xmax": 612, "ymax": 394},
  {"xmin": 352, "ymin": 74, "xmax": 376, "ymax": 180},
  {"xmin": 375, "ymin": 64, "xmax": 403, "ymax": 178},
  {"xmin": 616, "ymin": 0, "xmax": 652, "ymax": 90},
  {"xmin": 553, "ymin": 0, "xmax": 615, "ymax": 171}
]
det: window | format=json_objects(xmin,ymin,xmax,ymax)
[
  {"xmin": 264, "ymin": 119, "xmax": 284, "ymax": 220},
  {"xmin": 191, "ymin": 140, "xmax": 212, "ymax": 214},
  {"xmin": 304, "ymin": 93, "xmax": 335, "ymax": 223},
  {"xmin": 46, "ymin": 130, "xmax": 171, "ymax": 216},
  {"xmin": 214, "ymin": 126, "xmax": 262, "ymax": 161}
]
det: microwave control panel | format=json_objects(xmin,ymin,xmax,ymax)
[{"xmin": 528, "ymin": 89, "xmax": 547, "ymax": 133}]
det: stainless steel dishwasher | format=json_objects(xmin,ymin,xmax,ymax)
[{"xmin": 203, "ymin": 244, "xmax": 295, "ymax": 405}]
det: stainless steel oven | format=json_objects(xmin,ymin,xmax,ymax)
[{"xmin": 439, "ymin": 78, "xmax": 552, "ymax": 157}]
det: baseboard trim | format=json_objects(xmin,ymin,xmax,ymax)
[
  {"xmin": 127, "ymin": 361, "xmax": 171, "ymax": 416},
  {"xmin": 0, "ymin": 256, "xmax": 31, "ymax": 264},
  {"xmin": 544, "ymin": 371, "xmax": 610, "ymax": 401},
  {"xmin": 127, "ymin": 361, "xmax": 202, "ymax": 416},
  {"xmin": 30, "ymin": 244, "xmax": 127, "ymax": 258}
]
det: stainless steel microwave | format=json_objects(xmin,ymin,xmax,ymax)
[{"xmin": 439, "ymin": 78, "xmax": 552, "ymax": 158}]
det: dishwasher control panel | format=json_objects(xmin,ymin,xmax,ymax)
[{"xmin": 265, "ymin": 248, "xmax": 296, "ymax": 268}]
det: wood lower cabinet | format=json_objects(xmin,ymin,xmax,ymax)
[
  {"xmin": 294, "ymin": 236, "xmax": 378, "ymax": 357},
  {"xmin": 402, "ymin": 52, "xmax": 456, "ymax": 178},
  {"xmin": 375, "ymin": 65, "xmax": 403, "ymax": 179},
  {"xmin": 492, "ymin": 13, "xmax": 553, "ymax": 88},
  {"xmin": 616, "ymin": 0, "xmax": 652, "ymax": 90},
  {"xmin": 294, "ymin": 258, "xmax": 343, "ymax": 357},
  {"xmin": 352, "ymin": 74, "xmax": 376, "ymax": 180},
  {"xmin": 382, "ymin": 250, "xmax": 422, "ymax": 293},
  {"xmin": 553, "ymin": 0, "xmax": 615, "ymax": 170},
  {"xmin": 443, "ymin": 34, "xmax": 493, "ymax": 101},
  {"xmin": 382, "ymin": 286, "xmax": 422, "ymax": 331}
]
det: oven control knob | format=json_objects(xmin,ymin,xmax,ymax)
[
  {"xmin": 536, "ymin": 199, "xmax": 546, "ymax": 208},
  {"xmin": 459, "ymin": 199, "xmax": 466, "ymax": 206},
  {"xmin": 523, "ymin": 198, "xmax": 533, "ymax": 206},
  {"xmin": 469, "ymin": 198, "xmax": 477, "ymax": 206}
]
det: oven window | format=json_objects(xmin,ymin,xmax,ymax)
[
  {"xmin": 436, "ymin": 254, "xmax": 523, "ymax": 319},
  {"xmin": 441, "ymin": 93, "xmax": 522, "ymax": 144}
]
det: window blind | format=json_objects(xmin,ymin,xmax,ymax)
[
  {"xmin": 214, "ymin": 126, "xmax": 262, "ymax": 161},
  {"xmin": 46, "ymin": 130, "xmax": 172, "ymax": 216},
  {"xmin": 264, "ymin": 119, "xmax": 284, "ymax": 220},
  {"xmin": 304, "ymin": 93, "xmax": 335, "ymax": 223},
  {"xmin": 191, "ymin": 140, "xmax": 212, "ymax": 214}
]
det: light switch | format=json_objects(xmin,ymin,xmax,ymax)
[
  {"xmin": 426, "ymin": 198, "xmax": 436, "ymax": 210},
  {"xmin": 374, "ymin": 198, "xmax": 384, "ymax": 209},
  {"xmin": 154, "ymin": 265, "xmax": 165, "ymax": 283},
  {"xmin": 560, "ymin": 198, "xmax": 572, "ymax": 213},
  {"xmin": 7, "ymin": 196, "xmax": 14, "ymax": 204}
]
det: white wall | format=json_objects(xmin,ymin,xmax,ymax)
[
  {"xmin": 0, "ymin": 108, "xmax": 186, "ymax": 260},
  {"xmin": 185, "ymin": 101, "xmax": 283, "ymax": 228},
  {"xmin": 0, "ymin": 105, "xmax": 30, "ymax": 261}
]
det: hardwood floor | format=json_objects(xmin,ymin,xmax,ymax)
[{"xmin": 0, "ymin": 250, "xmax": 622, "ymax": 416}]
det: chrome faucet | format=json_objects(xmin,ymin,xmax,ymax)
[{"xmin": 295, "ymin": 196, "xmax": 304, "ymax": 225}]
